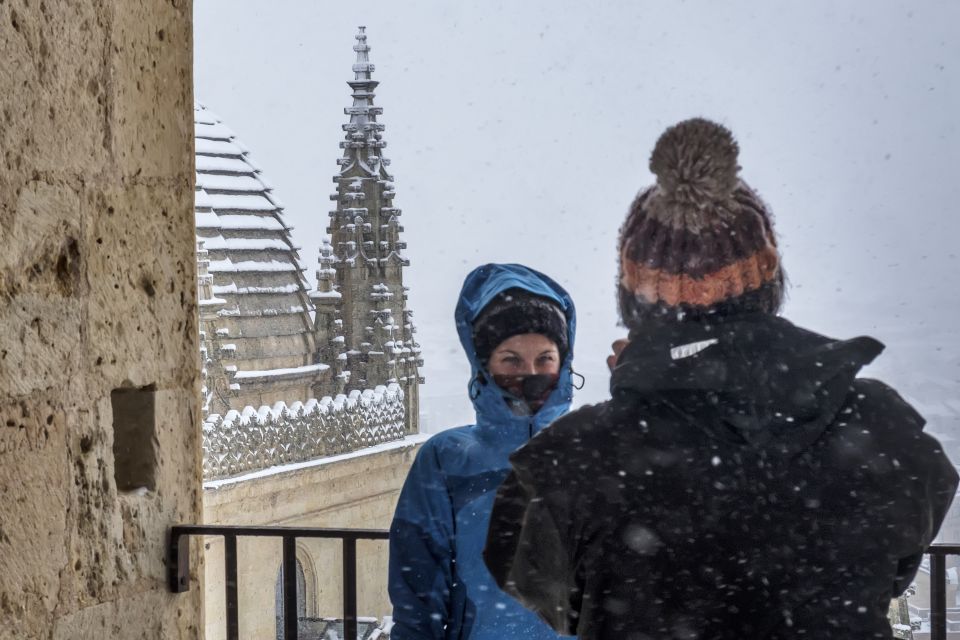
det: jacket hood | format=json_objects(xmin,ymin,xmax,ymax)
[
  {"xmin": 455, "ymin": 263, "xmax": 577, "ymax": 432},
  {"xmin": 611, "ymin": 313, "xmax": 884, "ymax": 456}
]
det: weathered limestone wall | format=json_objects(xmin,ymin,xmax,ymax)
[
  {"xmin": 0, "ymin": 1, "xmax": 201, "ymax": 638},
  {"xmin": 202, "ymin": 439, "xmax": 425, "ymax": 640}
]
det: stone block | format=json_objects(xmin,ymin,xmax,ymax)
[
  {"xmin": 0, "ymin": 180, "xmax": 86, "ymax": 397},
  {"xmin": 108, "ymin": 0, "xmax": 194, "ymax": 180},
  {"xmin": 51, "ymin": 589, "xmax": 201, "ymax": 640},
  {"xmin": 0, "ymin": 295, "xmax": 83, "ymax": 399},
  {"xmin": 0, "ymin": 397, "xmax": 69, "ymax": 637},
  {"xmin": 83, "ymin": 182, "xmax": 198, "ymax": 389},
  {"xmin": 0, "ymin": 2, "xmax": 108, "ymax": 178}
]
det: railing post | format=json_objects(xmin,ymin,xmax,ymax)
[
  {"xmin": 168, "ymin": 527, "xmax": 190, "ymax": 593},
  {"xmin": 224, "ymin": 534, "xmax": 240, "ymax": 640},
  {"xmin": 343, "ymin": 536, "xmax": 358, "ymax": 640},
  {"xmin": 932, "ymin": 551, "xmax": 946, "ymax": 640},
  {"xmin": 283, "ymin": 535, "xmax": 299, "ymax": 640},
  {"xmin": 167, "ymin": 525, "xmax": 390, "ymax": 638}
]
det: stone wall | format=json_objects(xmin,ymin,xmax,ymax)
[{"xmin": 0, "ymin": 1, "xmax": 202, "ymax": 638}]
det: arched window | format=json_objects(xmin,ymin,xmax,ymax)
[
  {"xmin": 274, "ymin": 559, "xmax": 307, "ymax": 640},
  {"xmin": 274, "ymin": 545, "xmax": 319, "ymax": 639}
]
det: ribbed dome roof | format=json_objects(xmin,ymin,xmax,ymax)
[{"xmin": 195, "ymin": 104, "xmax": 323, "ymax": 408}]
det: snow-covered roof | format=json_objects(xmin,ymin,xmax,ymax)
[
  {"xmin": 196, "ymin": 155, "xmax": 254, "ymax": 173},
  {"xmin": 194, "ymin": 103, "xmax": 320, "ymax": 402},
  {"xmin": 198, "ymin": 173, "xmax": 267, "ymax": 193},
  {"xmin": 199, "ymin": 236, "xmax": 297, "ymax": 252},
  {"xmin": 202, "ymin": 193, "xmax": 279, "ymax": 212},
  {"xmin": 199, "ymin": 213, "xmax": 289, "ymax": 232},
  {"xmin": 233, "ymin": 362, "xmax": 330, "ymax": 381},
  {"xmin": 196, "ymin": 137, "xmax": 243, "ymax": 157}
]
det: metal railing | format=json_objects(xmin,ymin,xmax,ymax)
[
  {"xmin": 168, "ymin": 529, "xmax": 960, "ymax": 640},
  {"xmin": 168, "ymin": 524, "xmax": 389, "ymax": 640},
  {"xmin": 928, "ymin": 544, "xmax": 960, "ymax": 640}
]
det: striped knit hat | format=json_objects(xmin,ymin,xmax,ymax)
[{"xmin": 618, "ymin": 118, "xmax": 784, "ymax": 328}]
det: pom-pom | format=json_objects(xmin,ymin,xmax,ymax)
[{"xmin": 649, "ymin": 118, "xmax": 740, "ymax": 206}]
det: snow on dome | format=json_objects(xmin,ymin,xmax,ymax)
[
  {"xmin": 197, "ymin": 173, "xmax": 266, "ymax": 193},
  {"xmin": 194, "ymin": 103, "xmax": 322, "ymax": 409}
]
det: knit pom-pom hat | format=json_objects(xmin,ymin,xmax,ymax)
[{"xmin": 618, "ymin": 118, "xmax": 784, "ymax": 328}]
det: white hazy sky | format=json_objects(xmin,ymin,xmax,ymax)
[{"xmin": 194, "ymin": 1, "xmax": 960, "ymax": 435}]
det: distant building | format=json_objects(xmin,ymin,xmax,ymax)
[
  {"xmin": 195, "ymin": 28, "xmax": 420, "ymax": 433},
  {"xmin": 319, "ymin": 25, "xmax": 422, "ymax": 425},
  {"xmin": 196, "ymin": 28, "xmax": 426, "ymax": 640},
  {"xmin": 194, "ymin": 105, "xmax": 323, "ymax": 412},
  {"xmin": 195, "ymin": 27, "xmax": 422, "ymax": 482}
]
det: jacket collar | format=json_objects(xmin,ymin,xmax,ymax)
[
  {"xmin": 611, "ymin": 313, "xmax": 884, "ymax": 453},
  {"xmin": 470, "ymin": 366, "xmax": 574, "ymax": 445}
]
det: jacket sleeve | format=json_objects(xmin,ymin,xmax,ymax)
[
  {"xmin": 484, "ymin": 460, "xmax": 581, "ymax": 636},
  {"xmin": 892, "ymin": 440, "xmax": 958, "ymax": 596},
  {"xmin": 389, "ymin": 441, "xmax": 457, "ymax": 640},
  {"xmin": 864, "ymin": 380, "xmax": 960, "ymax": 597},
  {"xmin": 892, "ymin": 452, "xmax": 957, "ymax": 596}
]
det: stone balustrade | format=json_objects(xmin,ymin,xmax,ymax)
[{"xmin": 202, "ymin": 384, "xmax": 405, "ymax": 480}]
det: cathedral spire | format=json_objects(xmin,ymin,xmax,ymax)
[
  {"xmin": 339, "ymin": 26, "xmax": 387, "ymax": 174},
  {"xmin": 321, "ymin": 26, "xmax": 422, "ymax": 429}
]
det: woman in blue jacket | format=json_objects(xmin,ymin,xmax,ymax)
[{"xmin": 388, "ymin": 263, "xmax": 576, "ymax": 640}]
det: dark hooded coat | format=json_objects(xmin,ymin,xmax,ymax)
[{"xmin": 484, "ymin": 313, "xmax": 957, "ymax": 639}]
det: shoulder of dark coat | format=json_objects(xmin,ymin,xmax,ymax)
[
  {"xmin": 843, "ymin": 378, "xmax": 958, "ymax": 471},
  {"xmin": 851, "ymin": 378, "xmax": 960, "ymax": 494},
  {"xmin": 509, "ymin": 402, "xmax": 611, "ymax": 470},
  {"xmin": 848, "ymin": 378, "xmax": 924, "ymax": 432}
]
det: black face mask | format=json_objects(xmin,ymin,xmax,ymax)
[{"xmin": 492, "ymin": 373, "xmax": 560, "ymax": 411}]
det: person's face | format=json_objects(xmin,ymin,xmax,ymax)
[{"xmin": 487, "ymin": 333, "xmax": 561, "ymax": 377}]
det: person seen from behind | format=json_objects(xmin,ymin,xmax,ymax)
[
  {"xmin": 389, "ymin": 263, "xmax": 577, "ymax": 639},
  {"xmin": 484, "ymin": 118, "xmax": 959, "ymax": 640}
]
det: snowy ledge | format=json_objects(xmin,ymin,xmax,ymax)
[
  {"xmin": 233, "ymin": 363, "xmax": 330, "ymax": 381},
  {"xmin": 204, "ymin": 433, "xmax": 430, "ymax": 490},
  {"xmin": 202, "ymin": 383, "xmax": 409, "ymax": 480}
]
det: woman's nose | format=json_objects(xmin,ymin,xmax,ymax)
[{"xmin": 520, "ymin": 361, "xmax": 537, "ymax": 375}]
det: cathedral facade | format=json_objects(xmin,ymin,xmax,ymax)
[
  {"xmin": 195, "ymin": 28, "xmax": 422, "ymax": 470},
  {"xmin": 196, "ymin": 29, "xmax": 426, "ymax": 638}
]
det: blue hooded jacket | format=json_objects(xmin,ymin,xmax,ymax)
[{"xmin": 388, "ymin": 264, "xmax": 577, "ymax": 640}]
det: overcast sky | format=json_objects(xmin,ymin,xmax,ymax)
[{"xmin": 194, "ymin": 1, "xmax": 960, "ymax": 434}]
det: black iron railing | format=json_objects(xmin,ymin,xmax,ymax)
[
  {"xmin": 168, "ymin": 524, "xmax": 389, "ymax": 640},
  {"xmin": 928, "ymin": 544, "xmax": 960, "ymax": 640},
  {"xmin": 168, "ymin": 529, "xmax": 960, "ymax": 640}
]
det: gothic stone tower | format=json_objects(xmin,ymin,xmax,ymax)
[{"xmin": 316, "ymin": 27, "xmax": 422, "ymax": 431}]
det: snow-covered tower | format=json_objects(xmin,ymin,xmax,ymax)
[{"xmin": 320, "ymin": 26, "xmax": 422, "ymax": 431}]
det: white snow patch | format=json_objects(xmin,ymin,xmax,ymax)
[
  {"xmin": 208, "ymin": 259, "xmax": 302, "ymax": 273},
  {"xmin": 201, "ymin": 236, "xmax": 295, "ymax": 252},
  {"xmin": 196, "ymin": 173, "xmax": 267, "ymax": 193},
  {"xmin": 196, "ymin": 156, "xmax": 253, "ymax": 173},
  {"xmin": 212, "ymin": 214, "xmax": 286, "ymax": 231},
  {"xmin": 196, "ymin": 137, "xmax": 244, "ymax": 156},
  {"xmin": 195, "ymin": 211, "xmax": 221, "ymax": 229},
  {"xmin": 205, "ymin": 193, "xmax": 278, "ymax": 212},
  {"xmin": 233, "ymin": 363, "xmax": 330, "ymax": 380}
]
